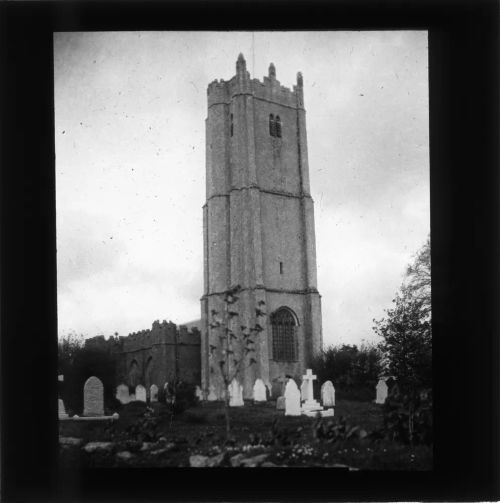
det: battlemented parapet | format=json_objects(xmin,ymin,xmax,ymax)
[
  {"xmin": 207, "ymin": 55, "xmax": 304, "ymax": 110},
  {"xmin": 84, "ymin": 320, "xmax": 201, "ymax": 394}
]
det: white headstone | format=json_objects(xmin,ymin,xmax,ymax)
[
  {"xmin": 228, "ymin": 379, "xmax": 244, "ymax": 407},
  {"xmin": 253, "ymin": 378, "xmax": 267, "ymax": 402},
  {"xmin": 135, "ymin": 384, "xmax": 146, "ymax": 402},
  {"xmin": 150, "ymin": 384, "xmax": 158, "ymax": 402},
  {"xmin": 300, "ymin": 380, "xmax": 309, "ymax": 402},
  {"xmin": 284, "ymin": 379, "xmax": 301, "ymax": 416},
  {"xmin": 321, "ymin": 380, "xmax": 335, "ymax": 407},
  {"xmin": 58, "ymin": 375, "xmax": 64, "ymax": 382},
  {"xmin": 376, "ymin": 379, "xmax": 388, "ymax": 404},
  {"xmin": 301, "ymin": 369, "xmax": 322, "ymax": 413},
  {"xmin": 83, "ymin": 376, "xmax": 104, "ymax": 416},
  {"xmin": 207, "ymin": 385, "xmax": 217, "ymax": 401},
  {"xmin": 195, "ymin": 385, "xmax": 204, "ymax": 401},
  {"xmin": 116, "ymin": 384, "xmax": 130, "ymax": 405},
  {"xmin": 58, "ymin": 398, "xmax": 68, "ymax": 419}
]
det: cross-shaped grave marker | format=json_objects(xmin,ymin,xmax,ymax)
[{"xmin": 301, "ymin": 368, "xmax": 323, "ymax": 413}]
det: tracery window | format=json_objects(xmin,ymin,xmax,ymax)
[{"xmin": 271, "ymin": 308, "xmax": 298, "ymax": 361}]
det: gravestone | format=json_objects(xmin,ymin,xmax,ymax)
[
  {"xmin": 135, "ymin": 384, "xmax": 146, "ymax": 402},
  {"xmin": 376, "ymin": 379, "xmax": 388, "ymax": 404},
  {"xmin": 58, "ymin": 398, "xmax": 68, "ymax": 419},
  {"xmin": 116, "ymin": 384, "xmax": 130, "ymax": 405},
  {"xmin": 150, "ymin": 384, "xmax": 159, "ymax": 402},
  {"xmin": 195, "ymin": 385, "xmax": 204, "ymax": 401},
  {"xmin": 301, "ymin": 369, "xmax": 323, "ymax": 413},
  {"xmin": 321, "ymin": 380, "xmax": 335, "ymax": 407},
  {"xmin": 83, "ymin": 376, "xmax": 104, "ymax": 416},
  {"xmin": 300, "ymin": 380, "xmax": 309, "ymax": 402},
  {"xmin": 58, "ymin": 375, "xmax": 64, "ymax": 382},
  {"xmin": 276, "ymin": 396, "xmax": 286, "ymax": 410},
  {"xmin": 207, "ymin": 385, "xmax": 217, "ymax": 401},
  {"xmin": 228, "ymin": 379, "xmax": 244, "ymax": 407},
  {"xmin": 253, "ymin": 378, "xmax": 267, "ymax": 402},
  {"xmin": 284, "ymin": 379, "xmax": 301, "ymax": 416}
]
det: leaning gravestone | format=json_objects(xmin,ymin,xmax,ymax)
[
  {"xmin": 321, "ymin": 380, "xmax": 335, "ymax": 407},
  {"xmin": 135, "ymin": 384, "xmax": 146, "ymax": 402},
  {"xmin": 284, "ymin": 379, "xmax": 301, "ymax": 416},
  {"xmin": 58, "ymin": 398, "xmax": 68, "ymax": 419},
  {"xmin": 116, "ymin": 384, "xmax": 130, "ymax": 405},
  {"xmin": 150, "ymin": 384, "xmax": 159, "ymax": 402},
  {"xmin": 229, "ymin": 378, "xmax": 244, "ymax": 407},
  {"xmin": 376, "ymin": 379, "xmax": 388, "ymax": 404},
  {"xmin": 83, "ymin": 376, "xmax": 104, "ymax": 416},
  {"xmin": 300, "ymin": 380, "xmax": 309, "ymax": 402},
  {"xmin": 253, "ymin": 378, "xmax": 267, "ymax": 402}
]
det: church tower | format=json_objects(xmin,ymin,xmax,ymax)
[{"xmin": 201, "ymin": 54, "xmax": 322, "ymax": 399}]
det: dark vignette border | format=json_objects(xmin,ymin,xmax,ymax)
[{"xmin": 1, "ymin": 0, "xmax": 498, "ymax": 501}]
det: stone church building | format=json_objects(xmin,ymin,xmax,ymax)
[
  {"xmin": 84, "ymin": 54, "xmax": 322, "ymax": 401},
  {"xmin": 201, "ymin": 54, "xmax": 323, "ymax": 399}
]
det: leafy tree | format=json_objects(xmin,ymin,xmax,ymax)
[
  {"xmin": 373, "ymin": 237, "xmax": 432, "ymax": 444},
  {"xmin": 405, "ymin": 235, "xmax": 431, "ymax": 317},
  {"xmin": 311, "ymin": 343, "xmax": 382, "ymax": 400},
  {"xmin": 209, "ymin": 285, "xmax": 266, "ymax": 438},
  {"xmin": 58, "ymin": 333, "xmax": 119, "ymax": 414}
]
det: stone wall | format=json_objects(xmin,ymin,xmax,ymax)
[{"xmin": 85, "ymin": 321, "xmax": 201, "ymax": 393}]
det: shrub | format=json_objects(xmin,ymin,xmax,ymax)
[{"xmin": 311, "ymin": 343, "xmax": 382, "ymax": 401}]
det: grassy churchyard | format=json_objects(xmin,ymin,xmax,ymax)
[{"xmin": 59, "ymin": 398, "xmax": 432, "ymax": 470}]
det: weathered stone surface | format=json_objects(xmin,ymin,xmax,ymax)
[
  {"xmin": 135, "ymin": 385, "xmax": 146, "ymax": 402},
  {"xmin": 116, "ymin": 450, "xmax": 134, "ymax": 461},
  {"xmin": 228, "ymin": 379, "xmax": 244, "ymax": 407},
  {"xmin": 83, "ymin": 442, "xmax": 114, "ymax": 453},
  {"xmin": 116, "ymin": 384, "xmax": 130, "ymax": 405},
  {"xmin": 239, "ymin": 453, "xmax": 269, "ymax": 467},
  {"xmin": 229, "ymin": 453, "xmax": 246, "ymax": 467},
  {"xmin": 58, "ymin": 398, "xmax": 68, "ymax": 419},
  {"xmin": 376, "ymin": 379, "xmax": 388, "ymax": 404},
  {"xmin": 59, "ymin": 437, "xmax": 83, "ymax": 447},
  {"xmin": 276, "ymin": 396, "xmax": 286, "ymax": 410},
  {"xmin": 300, "ymin": 381, "xmax": 309, "ymax": 402},
  {"xmin": 321, "ymin": 380, "xmax": 335, "ymax": 407},
  {"xmin": 190, "ymin": 455, "xmax": 210, "ymax": 467},
  {"xmin": 253, "ymin": 378, "xmax": 267, "ymax": 402},
  {"xmin": 150, "ymin": 384, "xmax": 159, "ymax": 402},
  {"xmin": 83, "ymin": 376, "xmax": 104, "ymax": 417},
  {"xmin": 284, "ymin": 379, "xmax": 301, "ymax": 416}
]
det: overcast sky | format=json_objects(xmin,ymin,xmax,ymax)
[{"xmin": 54, "ymin": 31, "xmax": 429, "ymax": 347}]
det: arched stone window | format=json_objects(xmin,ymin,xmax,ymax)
[
  {"xmin": 275, "ymin": 115, "xmax": 282, "ymax": 138},
  {"xmin": 269, "ymin": 114, "xmax": 276, "ymax": 137},
  {"xmin": 271, "ymin": 308, "xmax": 298, "ymax": 361}
]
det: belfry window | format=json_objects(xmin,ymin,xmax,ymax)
[
  {"xmin": 271, "ymin": 308, "xmax": 298, "ymax": 361},
  {"xmin": 275, "ymin": 116, "xmax": 282, "ymax": 138},
  {"xmin": 269, "ymin": 114, "xmax": 276, "ymax": 136}
]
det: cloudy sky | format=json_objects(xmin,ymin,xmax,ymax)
[{"xmin": 54, "ymin": 31, "xmax": 429, "ymax": 347}]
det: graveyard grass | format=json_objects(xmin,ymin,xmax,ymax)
[{"xmin": 59, "ymin": 399, "xmax": 432, "ymax": 470}]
